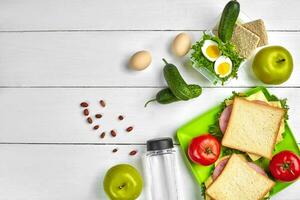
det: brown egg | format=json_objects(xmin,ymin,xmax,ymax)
[
  {"xmin": 172, "ymin": 32, "xmax": 192, "ymax": 57},
  {"xmin": 129, "ymin": 50, "xmax": 152, "ymax": 71}
]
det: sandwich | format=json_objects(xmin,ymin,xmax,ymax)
[
  {"xmin": 208, "ymin": 90, "xmax": 288, "ymax": 162},
  {"xmin": 196, "ymin": 89, "xmax": 290, "ymax": 199},
  {"xmin": 206, "ymin": 154, "xmax": 275, "ymax": 200},
  {"xmin": 222, "ymin": 97, "xmax": 285, "ymax": 159}
]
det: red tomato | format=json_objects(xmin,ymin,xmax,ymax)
[
  {"xmin": 188, "ymin": 134, "xmax": 221, "ymax": 166},
  {"xmin": 269, "ymin": 150, "xmax": 300, "ymax": 182}
]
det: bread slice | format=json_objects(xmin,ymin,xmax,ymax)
[
  {"xmin": 222, "ymin": 97, "xmax": 285, "ymax": 159},
  {"xmin": 230, "ymin": 24, "xmax": 260, "ymax": 58},
  {"xmin": 206, "ymin": 154, "xmax": 275, "ymax": 200},
  {"xmin": 243, "ymin": 19, "xmax": 268, "ymax": 47}
]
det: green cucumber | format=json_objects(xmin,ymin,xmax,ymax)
[
  {"xmin": 163, "ymin": 58, "xmax": 192, "ymax": 100},
  {"xmin": 145, "ymin": 84, "xmax": 202, "ymax": 107},
  {"xmin": 218, "ymin": 0, "xmax": 240, "ymax": 42}
]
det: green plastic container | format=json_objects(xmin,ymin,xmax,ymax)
[{"xmin": 177, "ymin": 86, "xmax": 300, "ymax": 197}]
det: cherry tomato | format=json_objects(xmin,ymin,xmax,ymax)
[
  {"xmin": 188, "ymin": 134, "xmax": 221, "ymax": 166},
  {"xmin": 269, "ymin": 150, "xmax": 300, "ymax": 182}
]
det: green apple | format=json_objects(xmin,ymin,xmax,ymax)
[
  {"xmin": 103, "ymin": 164, "xmax": 143, "ymax": 200},
  {"xmin": 252, "ymin": 46, "xmax": 293, "ymax": 84}
]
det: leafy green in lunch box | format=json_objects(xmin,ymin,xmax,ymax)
[{"xmin": 191, "ymin": 33, "xmax": 244, "ymax": 85}]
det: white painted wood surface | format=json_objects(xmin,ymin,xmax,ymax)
[
  {"xmin": 0, "ymin": 88, "xmax": 299, "ymax": 144},
  {"xmin": 0, "ymin": 145, "xmax": 206, "ymax": 200},
  {"xmin": 0, "ymin": 31, "xmax": 300, "ymax": 87},
  {"xmin": 0, "ymin": 0, "xmax": 299, "ymax": 31},
  {"xmin": 0, "ymin": 0, "xmax": 299, "ymax": 199},
  {"xmin": 0, "ymin": 144, "xmax": 298, "ymax": 200}
]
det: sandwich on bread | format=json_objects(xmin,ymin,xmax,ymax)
[
  {"xmin": 222, "ymin": 97, "xmax": 285, "ymax": 159},
  {"xmin": 206, "ymin": 154, "xmax": 275, "ymax": 200}
]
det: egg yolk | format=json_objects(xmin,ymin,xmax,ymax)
[
  {"xmin": 206, "ymin": 45, "xmax": 220, "ymax": 59},
  {"xmin": 217, "ymin": 62, "xmax": 230, "ymax": 76}
]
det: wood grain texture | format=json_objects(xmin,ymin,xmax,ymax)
[
  {"xmin": 0, "ymin": 87, "xmax": 298, "ymax": 143},
  {"xmin": 0, "ymin": 0, "xmax": 299, "ymax": 31},
  {"xmin": 0, "ymin": 144, "xmax": 203, "ymax": 200},
  {"xmin": 0, "ymin": 144, "xmax": 298, "ymax": 200},
  {"xmin": 1, "ymin": 0, "xmax": 300, "ymax": 199},
  {"xmin": 0, "ymin": 31, "xmax": 299, "ymax": 87}
]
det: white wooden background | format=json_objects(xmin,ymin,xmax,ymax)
[{"xmin": 0, "ymin": 0, "xmax": 299, "ymax": 199}]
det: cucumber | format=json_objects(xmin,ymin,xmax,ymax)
[
  {"xmin": 144, "ymin": 84, "xmax": 202, "ymax": 107},
  {"xmin": 162, "ymin": 59, "xmax": 192, "ymax": 100},
  {"xmin": 218, "ymin": 0, "xmax": 240, "ymax": 42},
  {"xmin": 189, "ymin": 84, "xmax": 202, "ymax": 97}
]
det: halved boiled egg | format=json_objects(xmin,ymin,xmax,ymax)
[
  {"xmin": 201, "ymin": 40, "xmax": 221, "ymax": 62},
  {"xmin": 214, "ymin": 56, "xmax": 232, "ymax": 78}
]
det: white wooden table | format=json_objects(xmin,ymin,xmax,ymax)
[{"xmin": 0, "ymin": 0, "xmax": 299, "ymax": 199}]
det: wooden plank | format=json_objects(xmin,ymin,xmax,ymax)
[
  {"xmin": 0, "ymin": 31, "xmax": 298, "ymax": 87},
  {"xmin": 0, "ymin": 144, "xmax": 298, "ymax": 199},
  {"xmin": 0, "ymin": 87, "xmax": 299, "ymax": 143},
  {"xmin": 0, "ymin": 144, "xmax": 203, "ymax": 200},
  {"xmin": 0, "ymin": 0, "xmax": 299, "ymax": 31}
]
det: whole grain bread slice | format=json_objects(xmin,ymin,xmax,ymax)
[
  {"xmin": 222, "ymin": 97, "xmax": 285, "ymax": 159},
  {"xmin": 230, "ymin": 24, "xmax": 260, "ymax": 58},
  {"xmin": 243, "ymin": 19, "xmax": 268, "ymax": 47},
  {"xmin": 206, "ymin": 154, "xmax": 275, "ymax": 200}
]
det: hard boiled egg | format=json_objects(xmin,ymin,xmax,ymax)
[
  {"xmin": 172, "ymin": 32, "xmax": 192, "ymax": 57},
  {"xmin": 214, "ymin": 56, "xmax": 232, "ymax": 78},
  {"xmin": 201, "ymin": 40, "xmax": 221, "ymax": 62},
  {"xmin": 129, "ymin": 50, "xmax": 152, "ymax": 71}
]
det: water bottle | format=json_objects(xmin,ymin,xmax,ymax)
[{"xmin": 144, "ymin": 137, "xmax": 181, "ymax": 200}]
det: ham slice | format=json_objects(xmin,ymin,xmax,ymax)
[
  {"xmin": 212, "ymin": 158, "xmax": 229, "ymax": 180},
  {"xmin": 219, "ymin": 105, "xmax": 233, "ymax": 134},
  {"xmin": 247, "ymin": 162, "xmax": 267, "ymax": 177}
]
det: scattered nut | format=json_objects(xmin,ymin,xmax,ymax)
[
  {"xmin": 80, "ymin": 102, "xmax": 89, "ymax": 107},
  {"xmin": 95, "ymin": 114, "xmax": 102, "ymax": 119},
  {"xmin": 87, "ymin": 117, "xmax": 93, "ymax": 124},
  {"xmin": 83, "ymin": 109, "xmax": 89, "ymax": 116},
  {"xmin": 100, "ymin": 132, "xmax": 106, "ymax": 139},
  {"xmin": 100, "ymin": 100, "xmax": 106, "ymax": 107},
  {"xmin": 129, "ymin": 150, "xmax": 137, "ymax": 156},
  {"xmin": 112, "ymin": 148, "xmax": 118, "ymax": 153},
  {"xmin": 110, "ymin": 130, "xmax": 117, "ymax": 137},
  {"xmin": 126, "ymin": 126, "xmax": 133, "ymax": 132}
]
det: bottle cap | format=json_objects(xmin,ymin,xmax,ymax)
[{"xmin": 147, "ymin": 137, "xmax": 174, "ymax": 151}]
